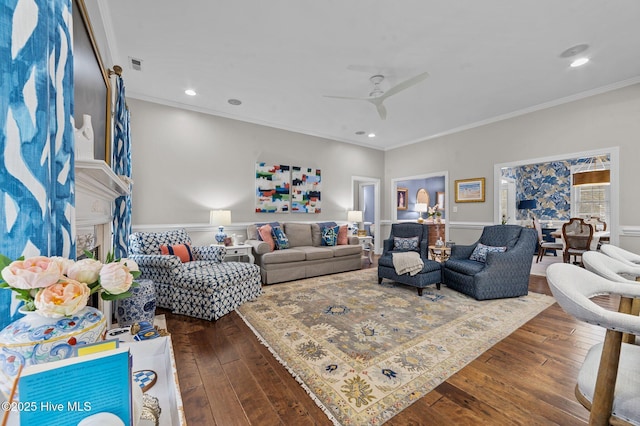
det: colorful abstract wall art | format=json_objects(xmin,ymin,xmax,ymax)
[
  {"xmin": 291, "ymin": 166, "xmax": 321, "ymax": 213},
  {"xmin": 255, "ymin": 163, "xmax": 290, "ymax": 213}
]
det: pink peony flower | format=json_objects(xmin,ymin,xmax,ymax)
[
  {"xmin": 34, "ymin": 279, "xmax": 90, "ymax": 318},
  {"xmin": 99, "ymin": 262, "xmax": 133, "ymax": 295},
  {"xmin": 66, "ymin": 258, "xmax": 102, "ymax": 284},
  {"xmin": 1, "ymin": 256, "xmax": 63, "ymax": 290},
  {"xmin": 118, "ymin": 258, "xmax": 139, "ymax": 273}
]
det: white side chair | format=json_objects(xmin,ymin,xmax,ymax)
[
  {"xmin": 546, "ymin": 263, "xmax": 640, "ymax": 426},
  {"xmin": 601, "ymin": 245, "xmax": 640, "ymax": 267}
]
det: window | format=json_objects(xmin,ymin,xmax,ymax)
[{"xmin": 571, "ymin": 162, "xmax": 610, "ymax": 224}]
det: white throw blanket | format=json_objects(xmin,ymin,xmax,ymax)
[{"xmin": 392, "ymin": 251, "xmax": 424, "ymax": 276}]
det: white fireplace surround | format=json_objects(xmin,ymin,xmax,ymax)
[{"xmin": 75, "ymin": 159, "xmax": 131, "ymax": 262}]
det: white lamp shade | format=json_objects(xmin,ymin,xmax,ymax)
[
  {"xmin": 415, "ymin": 203, "xmax": 428, "ymax": 213},
  {"xmin": 209, "ymin": 210, "xmax": 232, "ymax": 226},
  {"xmin": 347, "ymin": 210, "xmax": 363, "ymax": 222}
]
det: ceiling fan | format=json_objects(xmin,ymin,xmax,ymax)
[{"xmin": 324, "ymin": 71, "xmax": 429, "ymax": 120}]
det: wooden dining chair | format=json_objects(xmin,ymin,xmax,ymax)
[
  {"xmin": 547, "ymin": 263, "xmax": 640, "ymax": 425},
  {"xmin": 562, "ymin": 218, "xmax": 593, "ymax": 266}
]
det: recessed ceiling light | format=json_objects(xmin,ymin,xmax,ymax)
[
  {"xmin": 560, "ymin": 44, "xmax": 589, "ymax": 58},
  {"xmin": 355, "ymin": 131, "xmax": 366, "ymax": 135},
  {"xmin": 185, "ymin": 89, "xmax": 196, "ymax": 96},
  {"xmin": 367, "ymin": 133, "xmax": 376, "ymax": 138},
  {"xmin": 570, "ymin": 57, "xmax": 589, "ymax": 67},
  {"xmin": 228, "ymin": 99, "xmax": 242, "ymax": 106}
]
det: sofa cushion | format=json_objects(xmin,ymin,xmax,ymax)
[
  {"xmin": 321, "ymin": 225, "xmax": 340, "ymax": 246},
  {"xmin": 258, "ymin": 224, "xmax": 275, "ymax": 252},
  {"xmin": 294, "ymin": 246, "xmax": 334, "ymax": 261},
  {"xmin": 272, "ymin": 226, "xmax": 290, "ymax": 250},
  {"xmin": 469, "ymin": 243, "xmax": 506, "ymax": 263},
  {"xmin": 260, "ymin": 249, "xmax": 306, "ymax": 265},
  {"xmin": 160, "ymin": 243, "xmax": 194, "ymax": 263},
  {"xmin": 331, "ymin": 244, "xmax": 362, "ymax": 257},
  {"xmin": 444, "ymin": 258, "xmax": 485, "ymax": 275},
  {"xmin": 283, "ymin": 223, "xmax": 313, "ymax": 247},
  {"xmin": 311, "ymin": 223, "xmax": 322, "ymax": 246}
]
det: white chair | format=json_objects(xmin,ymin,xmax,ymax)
[
  {"xmin": 546, "ymin": 263, "xmax": 640, "ymax": 426},
  {"xmin": 583, "ymin": 251, "xmax": 640, "ymax": 344},
  {"xmin": 601, "ymin": 245, "xmax": 640, "ymax": 267}
]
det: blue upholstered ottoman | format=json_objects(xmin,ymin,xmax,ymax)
[{"xmin": 115, "ymin": 279, "xmax": 157, "ymax": 326}]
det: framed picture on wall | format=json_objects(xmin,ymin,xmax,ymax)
[
  {"xmin": 397, "ymin": 187, "xmax": 408, "ymax": 210},
  {"xmin": 454, "ymin": 178, "xmax": 485, "ymax": 203},
  {"xmin": 436, "ymin": 191, "xmax": 445, "ymax": 209}
]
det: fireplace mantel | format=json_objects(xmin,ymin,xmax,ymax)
[{"xmin": 75, "ymin": 160, "xmax": 130, "ymax": 228}]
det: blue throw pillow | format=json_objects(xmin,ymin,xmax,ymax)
[
  {"xmin": 319, "ymin": 222, "xmax": 338, "ymax": 246},
  {"xmin": 271, "ymin": 226, "xmax": 290, "ymax": 250},
  {"xmin": 321, "ymin": 225, "xmax": 340, "ymax": 246},
  {"xmin": 393, "ymin": 236, "xmax": 420, "ymax": 251},
  {"xmin": 469, "ymin": 243, "xmax": 507, "ymax": 263}
]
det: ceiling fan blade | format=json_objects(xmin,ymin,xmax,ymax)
[
  {"xmin": 323, "ymin": 94, "xmax": 368, "ymax": 101},
  {"xmin": 366, "ymin": 98, "xmax": 387, "ymax": 120},
  {"xmin": 379, "ymin": 71, "xmax": 429, "ymax": 100}
]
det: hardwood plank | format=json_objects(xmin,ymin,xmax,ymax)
[{"xmin": 167, "ymin": 268, "xmax": 600, "ymax": 425}]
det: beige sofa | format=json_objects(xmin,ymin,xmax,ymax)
[{"xmin": 246, "ymin": 222, "xmax": 362, "ymax": 284}]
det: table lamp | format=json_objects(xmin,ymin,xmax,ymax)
[
  {"xmin": 347, "ymin": 210, "xmax": 363, "ymax": 235},
  {"xmin": 415, "ymin": 203, "xmax": 428, "ymax": 223},
  {"xmin": 517, "ymin": 200, "xmax": 536, "ymax": 227},
  {"xmin": 210, "ymin": 210, "xmax": 232, "ymax": 244}
]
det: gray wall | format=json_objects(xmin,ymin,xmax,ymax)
[
  {"xmin": 384, "ymin": 83, "xmax": 640, "ymax": 250},
  {"xmin": 128, "ymin": 98, "xmax": 385, "ymax": 230}
]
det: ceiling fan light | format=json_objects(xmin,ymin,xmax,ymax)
[{"xmin": 570, "ymin": 57, "xmax": 589, "ymax": 67}]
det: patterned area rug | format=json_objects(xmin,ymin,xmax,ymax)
[{"xmin": 236, "ymin": 269, "xmax": 555, "ymax": 425}]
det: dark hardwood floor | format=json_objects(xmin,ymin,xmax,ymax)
[{"xmin": 163, "ymin": 257, "xmax": 617, "ymax": 425}]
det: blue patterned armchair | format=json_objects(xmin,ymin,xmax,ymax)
[
  {"xmin": 442, "ymin": 225, "xmax": 536, "ymax": 300},
  {"xmin": 128, "ymin": 228, "xmax": 262, "ymax": 320},
  {"xmin": 377, "ymin": 223, "xmax": 442, "ymax": 296}
]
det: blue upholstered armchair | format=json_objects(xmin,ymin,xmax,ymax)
[
  {"xmin": 128, "ymin": 228, "xmax": 262, "ymax": 320},
  {"xmin": 442, "ymin": 225, "xmax": 536, "ymax": 300},
  {"xmin": 377, "ymin": 223, "xmax": 442, "ymax": 296}
]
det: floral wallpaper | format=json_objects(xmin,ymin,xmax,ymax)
[{"xmin": 505, "ymin": 156, "xmax": 609, "ymax": 221}]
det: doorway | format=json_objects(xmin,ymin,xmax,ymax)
[{"xmin": 352, "ymin": 176, "xmax": 381, "ymax": 254}]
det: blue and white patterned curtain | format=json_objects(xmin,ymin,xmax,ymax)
[
  {"xmin": 112, "ymin": 76, "xmax": 132, "ymax": 259},
  {"xmin": 0, "ymin": 0, "xmax": 75, "ymax": 328}
]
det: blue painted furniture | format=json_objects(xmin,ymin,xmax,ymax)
[
  {"xmin": 128, "ymin": 229, "xmax": 262, "ymax": 321},
  {"xmin": 443, "ymin": 225, "xmax": 536, "ymax": 300},
  {"xmin": 377, "ymin": 223, "xmax": 442, "ymax": 296}
]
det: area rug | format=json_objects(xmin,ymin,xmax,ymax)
[{"xmin": 236, "ymin": 269, "xmax": 555, "ymax": 425}]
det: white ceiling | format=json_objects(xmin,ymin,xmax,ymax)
[{"xmin": 87, "ymin": 0, "xmax": 640, "ymax": 151}]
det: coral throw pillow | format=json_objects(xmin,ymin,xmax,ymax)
[
  {"xmin": 337, "ymin": 225, "xmax": 348, "ymax": 245},
  {"xmin": 160, "ymin": 243, "xmax": 194, "ymax": 263},
  {"xmin": 258, "ymin": 224, "xmax": 275, "ymax": 252}
]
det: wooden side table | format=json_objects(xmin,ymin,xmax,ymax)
[{"xmin": 429, "ymin": 245, "xmax": 451, "ymax": 263}]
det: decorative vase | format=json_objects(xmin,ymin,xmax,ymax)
[
  {"xmin": 0, "ymin": 306, "xmax": 106, "ymax": 392},
  {"xmin": 115, "ymin": 279, "xmax": 156, "ymax": 326},
  {"xmin": 74, "ymin": 114, "xmax": 95, "ymax": 160}
]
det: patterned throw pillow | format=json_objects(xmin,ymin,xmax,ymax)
[
  {"xmin": 318, "ymin": 222, "xmax": 338, "ymax": 246},
  {"xmin": 321, "ymin": 225, "xmax": 340, "ymax": 246},
  {"xmin": 337, "ymin": 225, "xmax": 348, "ymax": 245},
  {"xmin": 469, "ymin": 243, "xmax": 507, "ymax": 263},
  {"xmin": 271, "ymin": 226, "xmax": 290, "ymax": 250},
  {"xmin": 160, "ymin": 243, "xmax": 194, "ymax": 263},
  {"xmin": 256, "ymin": 222, "xmax": 280, "ymax": 241},
  {"xmin": 258, "ymin": 224, "xmax": 275, "ymax": 252},
  {"xmin": 393, "ymin": 236, "xmax": 420, "ymax": 251}
]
